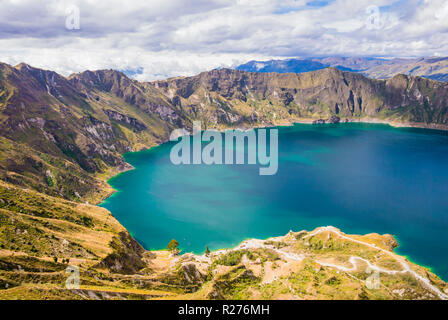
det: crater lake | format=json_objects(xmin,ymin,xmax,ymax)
[{"xmin": 100, "ymin": 123, "xmax": 448, "ymax": 281}]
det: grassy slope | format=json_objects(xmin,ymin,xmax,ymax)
[{"xmin": 1, "ymin": 217, "xmax": 446, "ymax": 300}]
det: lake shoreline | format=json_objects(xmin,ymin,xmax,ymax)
[
  {"xmin": 149, "ymin": 226, "xmax": 448, "ymax": 295},
  {"xmin": 98, "ymin": 117, "xmax": 448, "ymax": 206},
  {"xmin": 97, "ymin": 119, "xmax": 448, "ymax": 282}
]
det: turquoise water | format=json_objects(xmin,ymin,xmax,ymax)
[{"xmin": 100, "ymin": 123, "xmax": 448, "ymax": 281}]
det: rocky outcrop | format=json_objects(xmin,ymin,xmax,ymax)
[
  {"xmin": 208, "ymin": 266, "xmax": 258, "ymax": 300},
  {"xmin": 313, "ymin": 116, "xmax": 342, "ymax": 124},
  {"xmin": 96, "ymin": 232, "xmax": 146, "ymax": 274},
  {"xmin": 1, "ymin": 62, "xmax": 448, "ymax": 202},
  {"xmin": 103, "ymin": 109, "xmax": 147, "ymax": 132}
]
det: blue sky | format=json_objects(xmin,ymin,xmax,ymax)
[
  {"xmin": 0, "ymin": 0, "xmax": 446, "ymax": 80},
  {"xmin": 274, "ymin": 0, "xmax": 334, "ymax": 14}
]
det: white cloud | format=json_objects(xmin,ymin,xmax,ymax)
[{"xmin": 0, "ymin": 0, "xmax": 446, "ymax": 80}]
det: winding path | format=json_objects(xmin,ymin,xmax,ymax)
[
  {"xmin": 304, "ymin": 227, "xmax": 448, "ymax": 300},
  {"xmin": 195, "ymin": 226, "xmax": 448, "ymax": 300}
]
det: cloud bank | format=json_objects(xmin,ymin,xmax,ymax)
[{"xmin": 0, "ymin": 0, "xmax": 447, "ymax": 80}]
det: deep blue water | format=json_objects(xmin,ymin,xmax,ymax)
[{"xmin": 100, "ymin": 123, "xmax": 448, "ymax": 281}]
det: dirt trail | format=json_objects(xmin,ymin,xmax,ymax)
[{"xmin": 304, "ymin": 226, "xmax": 448, "ymax": 300}]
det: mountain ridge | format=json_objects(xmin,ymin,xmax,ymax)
[{"xmin": 236, "ymin": 57, "xmax": 448, "ymax": 82}]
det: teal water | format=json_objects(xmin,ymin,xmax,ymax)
[{"xmin": 100, "ymin": 123, "xmax": 448, "ymax": 281}]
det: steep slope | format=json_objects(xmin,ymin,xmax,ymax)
[
  {"xmin": 152, "ymin": 68, "xmax": 448, "ymax": 127},
  {"xmin": 0, "ymin": 63, "xmax": 177, "ymax": 202},
  {"xmin": 0, "ymin": 180, "xmax": 152, "ymax": 299},
  {"xmin": 366, "ymin": 57, "xmax": 448, "ymax": 81}
]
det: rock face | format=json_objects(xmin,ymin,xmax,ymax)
[
  {"xmin": 103, "ymin": 109, "xmax": 147, "ymax": 132},
  {"xmin": 153, "ymin": 67, "xmax": 448, "ymax": 123},
  {"xmin": 1, "ymin": 62, "xmax": 448, "ymax": 202}
]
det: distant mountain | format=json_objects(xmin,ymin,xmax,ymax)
[
  {"xmin": 236, "ymin": 57, "xmax": 392, "ymax": 74},
  {"xmin": 366, "ymin": 57, "xmax": 448, "ymax": 81},
  {"xmin": 236, "ymin": 57, "xmax": 448, "ymax": 82}
]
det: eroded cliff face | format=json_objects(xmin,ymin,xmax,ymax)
[
  {"xmin": 153, "ymin": 68, "xmax": 448, "ymax": 123},
  {"xmin": 1, "ymin": 62, "xmax": 448, "ymax": 201}
]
